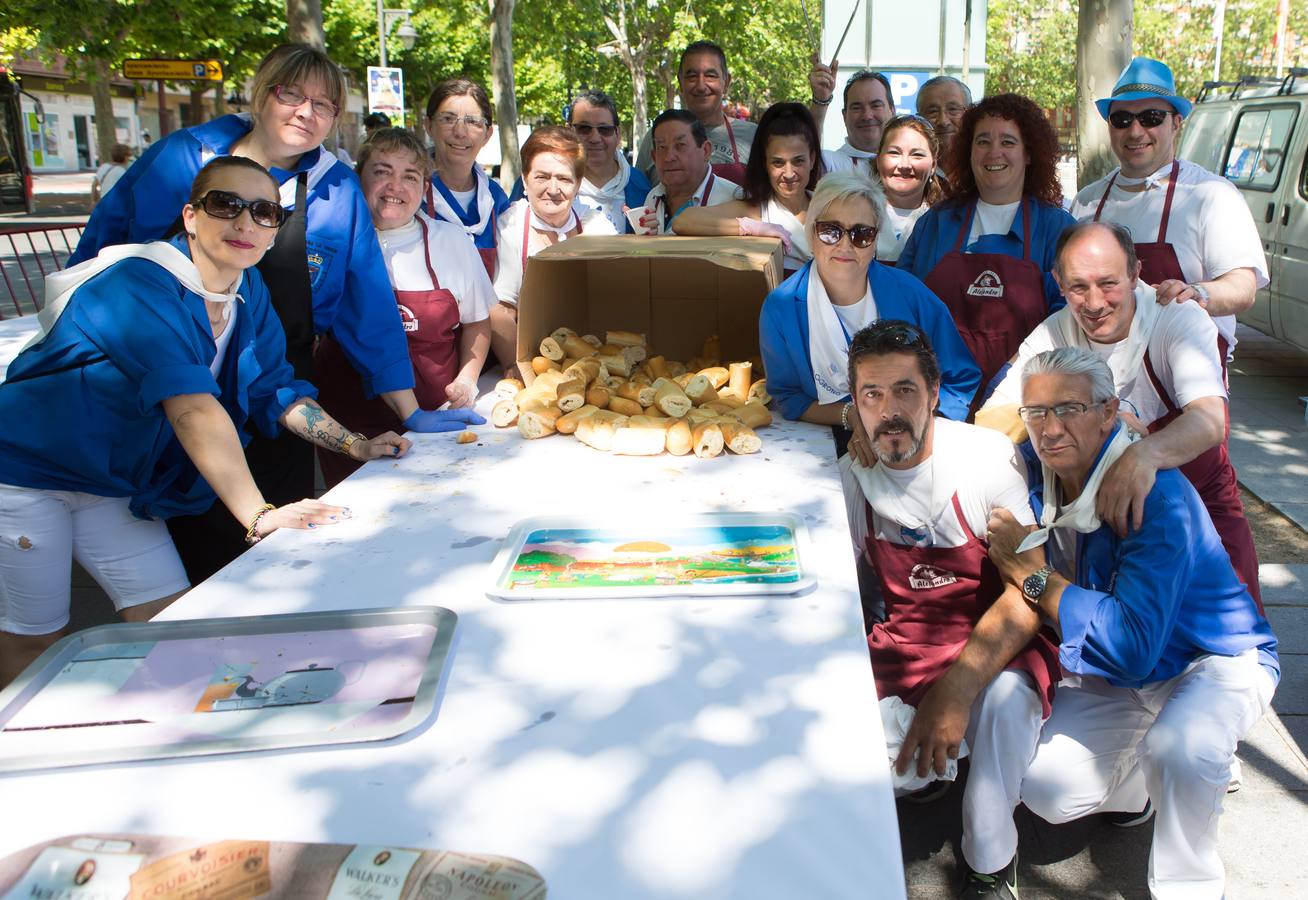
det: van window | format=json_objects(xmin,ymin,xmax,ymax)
[
  {"xmin": 1180, "ymin": 107, "xmax": 1232, "ymax": 174},
  {"xmin": 1223, "ymin": 106, "xmax": 1298, "ymax": 191}
]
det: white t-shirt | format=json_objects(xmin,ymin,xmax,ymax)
[
  {"xmin": 94, "ymin": 162, "xmax": 127, "ymax": 197},
  {"xmin": 1070, "ymin": 158, "xmax": 1269, "ymax": 353},
  {"xmin": 986, "ymin": 297, "xmax": 1227, "ymax": 424},
  {"xmin": 968, "ymin": 199, "xmax": 1020, "ymax": 244},
  {"xmin": 209, "ymin": 313, "xmax": 235, "ymax": 377},
  {"xmin": 879, "ymin": 202, "xmax": 929, "ymax": 263},
  {"xmin": 448, "ymin": 187, "xmax": 477, "ymax": 210},
  {"xmin": 643, "ymin": 169, "xmax": 741, "ymax": 234},
  {"xmin": 492, "ymin": 199, "xmax": 619, "ymax": 306},
  {"xmin": 821, "ymin": 144, "xmax": 877, "ymax": 176},
  {"xmin": 377, "ymin": 212, "xmax": 493, "ymax": 325},
  {"xmin": 637, "ymin": 118, "xmax": 757, "ymax": 183},
  {"xmin": 839, "ymin": 418, "xmax": 1035, "ymax": 553},
  {"xmin": 832, "ymin": 292, "xmax": 875, "ymax": 338}
]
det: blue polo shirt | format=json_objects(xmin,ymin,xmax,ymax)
[
  {"xmin": 0, "ymin": 237, "xmax": 316, "ymax": 520},
  {"xmin": 71, "ymin": 114, "xmax": 413, "ymax": 397},
  {"xmin": 1022, "ymin": 431, "xmax": 1279, "ymax": 688},
  {"xmin": 897, "ymin": 197, "xmax": 1075, "ymax": 315},
  {"xmin": 758, "ymin": 260, "xmax": 981, "ymax": 422},
  {"xmin": 427, "ymin": 170, "xmax": 512, "ymax": 253}
]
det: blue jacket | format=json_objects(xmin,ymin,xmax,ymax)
[
  {"xmin": 758, "ymin": 261, "xmax": 981, "ymax": 421},
  {"xmin": 71, "ymin": 115, "xmax": 413, "ymax": 397},
  {"xmin": 428, "ymin": 170, "xmax": 512, "ymax": 253},
  {"xmin": 0, "ymin": 237, "xmax": 316, "ymax": 520},
  {"xmin": 1022, "ymin": 431, "xmax": 1279, "ymax": 688},
  {"xmin": 508, "ymin": 167, "xmax": 652, "ymax": 233},
  {"xmin": 897, "ymin": 196, "xmax": 1075, "ymax": 315}
]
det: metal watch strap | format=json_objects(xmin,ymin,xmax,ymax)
[{"xmin": 1022, "ymin": 564, "xmax": 1055, "ymax": 602}]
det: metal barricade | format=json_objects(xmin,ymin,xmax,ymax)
[{"xmin": 0, "ymin": 224, "xmax": 86, "ymax": 319}]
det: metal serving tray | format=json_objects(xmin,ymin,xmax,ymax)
[
  {"xmin": 0, "ymin": 606, "xmax": 457, "ymax": 773},
  {"xmin": 487, "ymin": 511, "xmax": 817, "ymax": 600}
]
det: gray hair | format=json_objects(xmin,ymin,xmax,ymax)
[
  {"xmin": 1021, "ymin": 347, "xmax": 1118, "ymax": 403},
  {"xmin": 805, "ymin": 171, "xmax": 886, "ymax": 249},
  {"xmin": 918, "ymin": 75, "xmax": 972, "ymax": 105}
]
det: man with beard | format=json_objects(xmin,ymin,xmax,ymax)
[
  {"xmin": 839, "ymin": 320, "xmax": 1060, "ymax": 899},
  {"xmin": 980, "ymin": 221, "xmax": 1261, "ymax": 608}
]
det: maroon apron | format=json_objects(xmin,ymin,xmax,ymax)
[
  {"xmin": 923, "ymin": 199, "xmax": 1050, "ymax": 409},
  {"xmin": 864, "ymin": 494, "xmax": 1060, "ymax": 716},
  {"xmin": 314, "ymin": 217, "xmax": 462, "ymax": 488},
  {"xmin": 1094, "ymin": 160, "xmax": 1231, "ymax": 369},
  {"xmin": 425, "ymin": 180, "xmax": 498, "ymax": 281},
  {"xmin": 710, "ymin": 117, "xmax": 748, "ymax": 184},
  {"xmin": 1141, "ymin": 351, "xmax": 1262, "ymax": 610}
]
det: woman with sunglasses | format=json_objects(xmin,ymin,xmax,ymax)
[
  {"xmin": 491, "ymin": 127, "xmax": 618, "ymax": 377},
  {"xmin": 898, "ymin": 93, "xmax": 1075, "ymax": 408},
  {"xmin": 873, "ymin": 115, "xmax": 947, "ymax": 264},
  {"xmin": 759, "ymin": 172, "xmax": 980, "ymax": 459},
  {"xmin": 69, "ymin": 43, "xmax": 461, "ymax": 582},
  {"xmin": 0, "ymin": 157, "xmax": 411, "ymax": 688},
  {"xmin": 423, "ymin": 78, "xmax": 512, "ymax": 279},
  {"xmin": 673, "ymin": 103, "xmax": 822, "ymax": 276}
]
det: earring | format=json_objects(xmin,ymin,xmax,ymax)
[{"xmin": 187, "ymin": 232, "xmax": 197, "ymax": 238}]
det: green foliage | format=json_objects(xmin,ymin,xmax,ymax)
[{"xmin": 986, "ymin": 0, "xmax": 1076, "ymax": 109}]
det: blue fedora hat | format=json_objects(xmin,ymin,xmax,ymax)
[{"xmin": 1095, "ymin": 57, "xmax": 1192, "ymax": 120}]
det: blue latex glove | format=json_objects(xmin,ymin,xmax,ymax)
[{"xmin": 402, "ymin": 407, "xmax": 486, "ymax": 433}]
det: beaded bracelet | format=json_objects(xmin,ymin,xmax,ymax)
[
  {"xmin": 244, "ymin": 503, "xmax": 276, "ymax": 545},
  {"xmin": 841, "ymin": 401, "xmax": 854, "ymax": 432},
  {"xmin": 811, "ymin": 95, "xmax": 834, "ymax": 106}
]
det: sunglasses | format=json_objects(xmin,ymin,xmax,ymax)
[
  {"xmin": 195, "ymin": 190, "xmax": 289, "ymax": 228},
  {"xmin": 1107, "ymin": 108, "xmax": 1172, "ymax": 130},
  {"xmin": 815, "ymin": 220, "xmax": 878, "ymax": 249},
  {"xmin": 573, "ymin": 123, "xmax": 618, "ymax": 137}
]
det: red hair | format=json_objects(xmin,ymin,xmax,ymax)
[
  {"xmin": 520, "ymin": 126, "xmax": 586, "ymax": 181},
  {"xmin": 942, "ymin": 93, "xmax": 1063, "ymax": 207}
]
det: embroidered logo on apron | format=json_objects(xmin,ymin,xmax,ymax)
[
  {"xmin": 909, "ymin": 563, "xmax": 958, "ymax": 590},
  {"xmin": 965, "ymin": 269, "xmax": 1005, "ymax": 298},
  {"xmin": 398, "ymin": 303, "xmax": 418, "ymax": 333},
  {"xmin": 305, "ymin": 242, "xmax": 337, "ymax": 291}
]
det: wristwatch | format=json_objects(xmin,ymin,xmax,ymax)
[
  {"xmin": 1022, "ymin": 565, "xmax": 1055, "ymax": 604},
  {"xmin": 1190, "ymin": 282, "xmax": 1210, "ymax": 309},
  {"xmin": 340, "ymin": 431, "xmax": 363, "ymax": 457}
]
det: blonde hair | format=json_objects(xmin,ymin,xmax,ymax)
[
  {"xmin": 355, "ymin": 128, "xmax": 432, "ymax": 178},
  {"xmin": 249, "ymin": 44, "xmax": 346, "ymax": 125},
  {"xmin": 804, "ymin": 171, "xmax": 886, "ymax": 249}
]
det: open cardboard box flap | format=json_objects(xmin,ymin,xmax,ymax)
[{"xmin": 516, "ymin": 236, "xmax": 785, "ymax": 384}]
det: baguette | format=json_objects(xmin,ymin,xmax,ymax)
[
  {"xmin": 666, "ymin": 360, "xmax": 688, "ymax": 377},
  {"xmin": 562, "ymin": 334, "xmax": 596, "ymax": 359},
  {"xmin": 532, "ymin": 369, "xmax": 569, "ymax": 390},
  {"xmin": 531, "ymin": 355, "xmax": 560, "ymax": 374},
  {"xmin": 550, "ymin": 326, "xmax": 576, "ymax": 343},
  {"xmin": 719, "ymin": 420, "xmax": 762, "ymax": 454},
  {"xmin": 607, "ymin": 396, "xmax": 643, "ymax": 417},
  {"xmin": 652, "ymin": 377, "xmax": 692, "ymax": 417},
  {"xmin": 491, "ymin": 397, "xmax": 519, "ymax": 427},
  {"xmin": 665, "ymin": 419, "xmax": 693, "ymax": 455},
  {"xmin": 581, "ymin": 333, "xmax": 603, "ymax": 348},
  {"xmin": 495, "ymin": 377, "xmax": 524, "ymax": 399},
  {"xmin": 556, "ymin": 377, "xmax": 587, "ymax": 412},
  {"xmin": 726, "ymin": 361, "xmax": 752, "ymax": 400},
  {"xmin": 518, "ymin": 404, "xmax": 562, "ymax": 439},
  {"xmin": 646, "ymin": 355, "xmax": 669, "ymax": 378},
  {"xmin": 606, "ymin": 330, "xmax": 646, "ymax": 348},
  {"xmin": 685, "ymin": 406, "xmax": 718, "ymax": 425},
  {"xmin": 555, "ymin": 404, "xmax": 598, "ymax": 435},
  {"xmin": 692, "ymin": 422, "xmax": 724, "ymax": 458},
  {"xmin": 611, "ymin": 422, "xmax": 666, "ymax": 455},
  {"xmin": 617, "ymin": 380, "xmax": 657, "ymax": 407},
  {"xmin": 673, "ymin": 372, "xmax": 695, "ymax": 388},
  {"xmin": 698, "ymin": 366, "xmax": 730, "ymax": 389},
  {"xmin": 563, "ymin": 356, "xmax": 602, "ymax": 385},
  {"xmin": 732, "ymin": 400, "xmax": 773, "ymax": 429},
  {"xmin": 585, "ymin": 385, "xmax": 612, "ymax": 409},
  {"xmin": 747, "ymin": 378, "xmax": 771, "ymax": 405},
  {"xmin": 683, "ymin": 374, "xmax": 719, "ymax": 405},
  {"xmin": 628, "ymin": 414, "xmax": 673, "ymax": 431},
  {"xmin": 538, "ymin": 336, "xmax": 565, "ymax": 360},
  {"xmin": 705, "ymin": 395, "xmax": 743, "ymax": 412},
  {"xmin": 575, "ymin": 410, "xmax": 629, "ymax": 451},
  {"xmin": 598, "ymin": 352, "xmax": 632, "ymax": 377}
]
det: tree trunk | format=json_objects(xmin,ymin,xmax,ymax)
[
  {"xmin": 630, "ymin": 63, "xmax": 649, "ymax": 149},
  {"xmin": 188, "ymin": 85, "xmax": 207, "ymax": 127},
  {"xmin": 286, "ymin": 0, "xmax": 326, "ymax": 50},
  {"xmin": 1075, "ymin": 0, "xmax": 1132, "ymax": 189},
  {"xmin": 89, "ymin": 58, "xmax": 118, "ymax": 165},
  {"xmin": 214, "ymin": 82, "xmax": 229, "ymax": 117},
  {"xmin": 488, "ymin": 0, "xmax": 520, "ymax": 187}
]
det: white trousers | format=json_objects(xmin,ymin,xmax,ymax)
[
  {"xmin": 1020, "ymin": 650, "xmax": 1275, "ymax": 900},
  {"xmin": 960, "ymin": 669, "xmax": 1045, "ymax": 874}
]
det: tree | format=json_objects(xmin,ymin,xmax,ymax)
[
  {"xmin": 1075, "ymin": 0, "xmax": 1133, "ymax": 188},
  {"xmin": 489, "ymin": 0, "xmax": 520, "ymax": 185},
  {"xmin": 987, "ymin": 0, "xmax": 1076, "ymax": 111},
  {"xmin": 287, "ymin": 0, "xmax": 326, "ymax": 50}
]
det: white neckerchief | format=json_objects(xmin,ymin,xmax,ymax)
[
  {"xmin": 847, "ymin": 442, "xmax": 954, "ymax": 546},
  {"xmin": 530, "ymin": 204, "xmax": 582, "ymax": 238},
  {"xmin": 1114, "ymin": 160, "xmax": 1174, "ymax": 192},
  {"xmin": 837, "ymin": 140, "xmax": 877, "ymax": 168},
  {"xmin": 428, "ymin": 166, "xmax": 496, "ymax": 238},
  {"xmin": 1018, "ymin": 424, "xmax": 1138, "ymax": 553},
  {"xmin": 762, "ymin": 196, "xmax": 812, "ymax": 266},
  {"xmin": 1049, "ymin": 281, "xmax": 1162, "ymax": 396},
  {"xmin": 582, "ymin": 150, "xmax": 633, "ymax": 206},
  {"xmin": 807, "ymin": 271, "xmax": 876, "ymax": 404},
  {"xmin": 27, "ymin": 242, "xmax": 243, "ymax": 351}
]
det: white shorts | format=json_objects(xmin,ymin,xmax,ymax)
[{"xmin": 0, "ymin": 484, "xmax": 190, "ymax": 635}]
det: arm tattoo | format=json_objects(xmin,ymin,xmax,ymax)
[{"xmin": 294, "ymin": 399, "xmax": 351, "ymax": 453}]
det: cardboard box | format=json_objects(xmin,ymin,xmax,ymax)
[{"xmin": 515, "ymin": 236, "xmax": 784, "ymax": 382}]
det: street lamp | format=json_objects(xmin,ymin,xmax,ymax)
[{"xmin": 376, "ymin": 2, "xmax": 417, "ymax": 68}]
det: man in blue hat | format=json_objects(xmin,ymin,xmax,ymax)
[{"xmin": 1069, "ymin": 56, "xmax": 1267, "ymax": 367}]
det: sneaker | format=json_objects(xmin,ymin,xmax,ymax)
[
  {"xmin": 959, "ymin": 855, "xmax": 1018, "ymax": 899},
  {"xmin": 1106, "ymin": 799, "xmax": 1154, "ymax": 827}
]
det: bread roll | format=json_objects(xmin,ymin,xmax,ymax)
[
  {"xmin": 585, "ymin": 385, "xmax": 611, "ymax": 409},
  {"xmin": 539, "ymin": 336, "xmax": 565, "ymax": 361},
  {"xmin": 727, "ymin": 361, "xmax": 752, "ymax": 400},
  {"xmin": 673, "ymin": 372, "xmax": 695, "ymax": 388},
  {"xmin": 518, "ymin": 404, "xmax": 562, "ymax": 439},
  {"xmin": 647, "ymin": 355, "xmax": 669, "ymax": 379},
  {"xmin": 550, "ymin": 326, "xmax": 577, "ymax": 343},
  {"xmin": 533, "ymin": 369, "xmax": 569, "ymax": 390},
  {"xmin": 612, "ymin": 423, "xmax": 666, "ymax": 455},
  {"xmin": 562, "ymin": 334, "xmax": 596, "ymax": 359},
  {"xmin": 684, "ymin": 374, "xmax": 719, "ymax": 405},
  {"xmin": 698, "ymin": 366, "xmax": 730, "ymax": 389},
  {"xmin": 606, "ymin": 330, "xmax": 646, "ymax": 348},
  {"xmin": 495, "ymin": 377, "xmax": 524, "ymax": 399},
  {"xmin": 556, "ymin": 404, "xmax": 598, "ymax": 435},
  {"xmin": 617, "ymin": 381, "xmax": 657, "ymax": 407},
  {"xmin": 705, "ymin": 396, "xmax": 743, "ymax": 413},
  {"xmin": 491, "ymin": 397, "xmax": 519, "ymax": 427},
  {"xmin": 628, "ymin": 414, "xmax": 673, "ymax": 431},
  {"xmin": 732, "ymin": 401, "xmax": 773, "ymax": 429},
  {"xmin": 531, "ymin": 356, "xmax": 560, "ymax": 374},
  {"xmin": 581, "ymin": 333, "xmax": 603, "ymax": 348},
  {"xmin": 652, "ymin": 378, "xmax": 692, "ymax": 417},
  {"xmin": 747, "ymin": 378, "xmax": 771, "ymax": 405},
  {"xmin": 685, "ymin": 406, "xmax": 718, "ymax": 426},
  {"xmin": 719, "ymin": 420, "xmax": 762, "ymax": 454},
  {"xmin": 556, "ymin": 377, "xmax": 586, "ymax": 412},
  {"xmin": 692, "ymin": 422, "xmax": 724, "ymax": 458},
  {"xmin": 665, "ymin": 419, "xmax": 693, "ymax": 455},
  {"xmin": 599, "ymin": 352, "xmax": 632, "ymax": 377},
  {"xmin": 564, "ymin": 356, "xmax": 602, "ymax": 385},
  {"xmin": 607, "ymin": 396, "xmax": 643, "ymax": 417},
  {"xmin": 456, "ymin": 430, "xmax": 478, "ymax": 444},
  {"xmin": 575, "ymin": 410, "xmax": 628, "ymax": 451}
]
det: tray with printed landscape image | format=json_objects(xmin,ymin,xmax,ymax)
[
  {"xmin": 487, "ymin": 511, "xmax": 817, "ymax": 600},
  {"xmin": 0, "ymin": 606, "xmax": 457, "ymax": 773}
]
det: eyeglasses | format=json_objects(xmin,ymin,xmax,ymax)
[
  {"xmin": 573, "ymin": 123, "xmax": 618, "ymax": 138},
  {"xmin": 272, "ymin": 85, "xmax": 339, "ymax": 119},
  {"xmin": 1017, "ymin": 401, "xmax": 1105, "ymax": 424},
  {"xmin": 919, "ymin": 103, "xmax": 967, "ymax": 117},
  {"xmin": 1107, "ymin": 108, "xmax": 1172, "ymax": 130},
  {"xmin": 433, "ymin": 112, "xmax": 490, "ymax": 131},
  {"xmin": 195, "ymin": 190, "xmax": 289, "ymax": 228},
  {"xmin": 815, "ymin": 220, "xmax": 878, "ymax": 248}
]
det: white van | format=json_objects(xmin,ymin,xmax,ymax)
[{"xmin": 1178, "ymin": 69, "xmax": 1308, "ymax": 354}]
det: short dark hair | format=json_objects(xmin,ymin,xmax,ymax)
[
  {"xmin": 741, "ymin": 102, "xmax": 823, "ymax": 205},
  {"xmin": 363, "ymin": 112, "xmax": 391, "ymax": 130},
  {"xmin": 187, "ymin": 156, "xmax": 279, "ymax": 206},
  {"xmin": 846, "ymin": 320, "xmax": 941, "ymax": 401},
  {"xmin": 1054, "ymin": 220, "xmax": 1139, "ymax": 280},
  {"xmin": 569, "ymin": 90, "xmax": 619, "ymax": 128},
  {"xmin": 843, "ymin": 70, "xmax": 895, "ymax": 110},
  {"xmin": 679, "ymin": 40, "xmax": 729, "ymax": 78},
  {"xmin": 425, "ymin": 77, "xmax": 493, "ymax": 123},
  {"xmin": 651, "ymin": 108, "xmax": 709, "ymax": 147}
]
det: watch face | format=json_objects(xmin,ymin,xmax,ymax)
[{"xmin": 1023, "ymin": 571, "xmax": 1046, "ymax": 600}]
